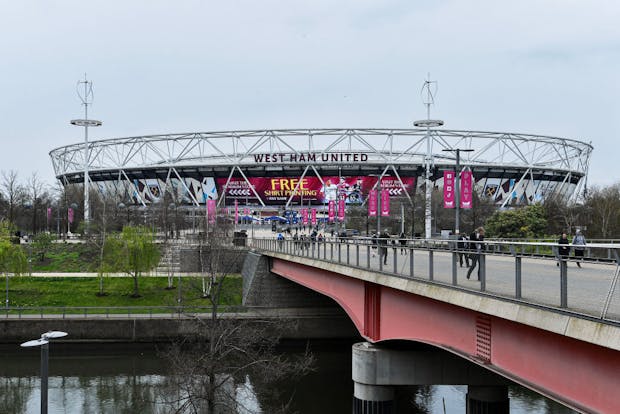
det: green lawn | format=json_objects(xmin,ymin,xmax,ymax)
[{"xmin": 4, "ymin": 276, "xmax": 242, "ymax": 312}]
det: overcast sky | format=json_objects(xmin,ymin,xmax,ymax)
[{"xmin": 1, "ymin": 0, "xmax": 619, "ymax": 189}]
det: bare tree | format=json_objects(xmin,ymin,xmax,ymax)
[
  {"xmin": 0, "ymin": 170, "xmax": 25, "ymax": 226},
  {"xmin": 160, "ymin": 220, "xmax": 313, "ymax": 413}
]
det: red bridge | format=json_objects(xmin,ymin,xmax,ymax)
[{"xmin": 244, "ymin": 237, "xmax": 620, "ymax": 413}]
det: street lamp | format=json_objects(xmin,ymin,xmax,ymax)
[
  {"xmin": 71, "ymin": 75, "xmax": 103, "ymax": 233},
  {"xmin": 21, "ymin": 331, "xmax": 68, "ymax": 414},
  {"xmin": 442, "ymin": 148, "xmax": 474, "ymax": 235}
]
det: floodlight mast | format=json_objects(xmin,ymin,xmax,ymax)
[
  {"xmin": 70, "ymin": 74, "xmax": 102, "ymax": 233},
  {"xmin": 414, "ymin": 74, "xmax": 444, "ymax": 239}
]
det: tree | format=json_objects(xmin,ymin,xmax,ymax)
[
  {"xmin": 103, "ymin": 226, "xmax": 160, "ymax": 297},
  {"xmin": 161, "ymin": 219, "xmax": 313, "ymax": 413},
  {"xmin": 0, "ymin": 171, "xmax": 26, "ymax": 227},
  {"xmin": 32, "ymin": 232, "xmax": 55, "ymax": 261},
  {"xmin": 485, "ymin": 204, "xmax": 548, "ymax": 238},
  {"xmin": 583, "ymin": 184, "xmax": 620, "ymax": 238},
  {"xmin": 0, "ymin": 221, "xmax": 27, "ymax": 309}
]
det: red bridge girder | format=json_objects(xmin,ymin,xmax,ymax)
[{"xmin": 271, "ymin": 258, "xmax": 619, "ymax": 414}]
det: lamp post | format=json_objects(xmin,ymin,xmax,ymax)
[
  {"xmin": 442, "ymin": 148, "xmax": 474, "ymax": 235},
  {"xmin": 71, "ymin": 75, "xmax": 102, "ymax": 234},
  {"xmin": 21, "ymin": 331, "xmax": 68, "ymax": 414},
  {"xmin": 414, "ymin": 75, "xmax": 444, "ymax": 239}
]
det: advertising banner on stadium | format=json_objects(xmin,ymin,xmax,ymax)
[
  {"xmin": 311, "ymin": 208, "xmax": 317, "ymax": 225},
  {"xmin": 460, "ymin": 170, "xmax": 473, "ymax": 209},
  {"xmin": 301, "ymin": 208, "xmax": 309, "ymax": 225},
  {"xmin": 443, "ymin": 171, "xmax": 455, "ymax": 209},
  {"xmin": 328, "ymin": 200, "xmax": 336, "ymax": 222},
  {"xmin": 216, "ymin": 176, "xmax": 415, "ymax": 206}
]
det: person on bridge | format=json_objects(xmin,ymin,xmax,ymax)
[
  {"xmin": 557, "ymin": 233, "xmax": 570, "ymax": 266},
  {"xmin": 572, "ymin": 230, "xmax": 587, "ymax": 268},
  {"xmin": 466, "ymin": 227, "xmax": 485, "ymax": 280},
  {"xmin": 457, "ymin": 233, "xmax": 470, "ymax": 268},
  {"xmin": 399, "ymin": 232, "xmax": 407, "ymax": 255},
  {"xmin": 379, "ymin": 230, "xmax": 391, "ymax": 265}
]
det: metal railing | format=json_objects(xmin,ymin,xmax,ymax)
[
  {"xmin": 2, "ymin": 305, "xmax": 246, "ymax": 319},
  {"xmin": 250, "ymin": 237, "xmax": 620, "ymax": 324}
]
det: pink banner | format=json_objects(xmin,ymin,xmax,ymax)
[
  {"xmin": 460, "ymin": 170, "xmax": 473, "ymax": 209},
  {"xmin": 311, "ymin": 208, "xmax": 317, "ymax": 225},
  {"xmin": 47, "ymin": 207, "xmax": 52, "ymax": 223},
  {"xmin": 207, "ymin": 199, "xmax": 216, "ymax": 224},
  {"xmin": 68, "ymin": 207, "xmax": 74, "ymax": 224},
  {"xmin": 338, "ymin": 199, "xmax": 345, "ymax": 221},
  {"xmin": 380, "ymin": 189, "xmax": 390, "ymax": 216},
  {"xmin": 368, "ymin": 190, "xmax": 377, "ymax": 217},
  {"xmin": 234, "ymin": 200, "xmax": 239, "ymax": 222},
  {"xmin": 443, "ymin": 171, "xmax": 455, "ymax": 209},
  {"xmin": 328, "ymin": 200, "xmax": 336, "ymax": 222},
  {"xmin": 302, "ymin": 208, "xmax": 309, "ymax": 225}
]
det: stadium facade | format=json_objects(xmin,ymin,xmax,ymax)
[{"xmin": 49, "ymin": 128, "xmax": 592, "ymax": 209}]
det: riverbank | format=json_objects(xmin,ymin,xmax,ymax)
[{"xmin": 0, "ymin": 307, "xmax": 360, "ymax": 344}]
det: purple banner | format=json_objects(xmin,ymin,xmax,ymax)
[
  {"xmin": 460, "ymin": 170, "xmax": 473, "ymax": 209},
  {"xmin": 207, "ymin": 199, "xmax": 216, "ymax": 224},
  {"xmin": 380, "ymin": 189, "xmax": 390, "ymax": 217},
  {"xmin": 443, "ymin": 171, "xmax": 455, "ymax": 209},
  {"xmin": 368, "ymin": 190, "xmax": 377, "ymax": 217},
  {"xmin": 338, "ymin": 199, "xmax": 345, "ymax": 221}
]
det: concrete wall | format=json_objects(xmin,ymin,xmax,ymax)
[
  {"xmin": 242, "ymin": 251, "xmax": 339, "ymax": 309},
  {"xmin": 0, "ymin": 312, "xmax": 360, "ymax": 345},
  {"xmin": 180, "ymin": 247, "xmax": 248, "ymax": 273}
]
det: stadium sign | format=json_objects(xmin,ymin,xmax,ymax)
[{"xmin": 252, "ymin": 152, "xmax": 369, "ymax": 163}]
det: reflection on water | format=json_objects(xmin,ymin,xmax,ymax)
[{"xmin": 0, "ymin": 343, "xmax": 575, "ymax": 413}]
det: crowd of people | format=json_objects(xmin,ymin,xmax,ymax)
[{"xmin": 274, "ymin": 225, "xmax": 589, "ymax": 273}]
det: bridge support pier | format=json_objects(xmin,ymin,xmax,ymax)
[
  {"xmin": 352, "ymin": 342, "xmax": 510, "ymax": 413},
  {"xmin": 467, "ymin": 385, "xmax": 509, "ymax": 414}
]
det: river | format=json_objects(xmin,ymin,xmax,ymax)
[{"xmin": 0, "ymin": 342, "xmax": 575, "ymax": 413}]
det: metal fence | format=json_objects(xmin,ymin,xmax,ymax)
[
  {"xmin": 2, "ymin": 305, "xmax": 246, "ymax": 319},
  {"xmin": 249, "ymin": 237, "xmax": 620, "ymax": 324}
]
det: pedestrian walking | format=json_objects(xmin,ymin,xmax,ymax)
[
  {"xmin": 466, "ymin": 227, "xmax": 485, "ymax": 280},
  {"xmin": 557, "ymin": 233, "xmax": 570, "ymax": 266},
  {"xmin": 379, "ymin": 230, "xmax": 390, "ymax": 265},
  {"xmin": 572, "ymin": 230, "xmax": 586, "ymax": 267},
  {"xmin": 399, "ymin": 232, "xmax": 407, "ymax": 255},
  {"xmin": 457, "ymin": 233, "xmax": 470, "ymax": 268}
]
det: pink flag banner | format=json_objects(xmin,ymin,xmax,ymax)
[
  {"xmin": 338, "ymin": 199, "xmax": 345, "ymax": 221},
  {"xmin": 443, "ymin": 171, "xmax": 455, "ymax": 209},
  {"xmin": 68, "ymin": 207, "xmax": 74, "ymax": 224},
  {"xmin": 234, "ymin": 200, "xmax": 239, "ymax": 222},
  {"xmin": 368, "ymin": 190, "xmax": 378, "ymax": 217},
  {"xmin": 207, "ymin": 199, "xmax": 216, "ymax": 224},
  {"xmin": 311, "ymin": 208, "xmax": 317, "ymax": 225},
  {"xmin": 301, "ymin": 208, "xmax": 309, "ymax": 225},
  {"xmin": 460, "ymin": 170, "xmax": 473, "ymax": 209},
  {"xmin": 380, "ymin": 189, "xmax": 390, "ymax": 217},
  {"xmin": 47, "ymin": 207, "xmax": 52, "ymax": 223},
  {"xmin": 328, "ymin": 200, "xmax": 336, "ymax": 222}
]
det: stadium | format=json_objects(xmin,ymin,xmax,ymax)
[{"xmin": 49, "ymin": 128, "xmax": 592, "ymax": 211}]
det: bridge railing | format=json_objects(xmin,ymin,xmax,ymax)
[{"xmin": 249, "ymin": 237, "xmax": 620, "ymax": 324}]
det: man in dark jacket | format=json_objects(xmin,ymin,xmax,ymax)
[
  {"xmin": 379, "ymin": 230, "xmax": 390, "ymax": 265},
  {"xmin": 457, "ymin": 233, "xmax": 470, "ymax": 268},
  {"xmin": 466, "ymin": 227, "xmax": 485, "ymax": 280}
]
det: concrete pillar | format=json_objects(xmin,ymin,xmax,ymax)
[
  {"xmin": 466, "ymin": 385, "xmax": 509, "ymax": 414},
  {"xmin": 353, "ymin": 383, "xmax": 395, "ymax": 414}
]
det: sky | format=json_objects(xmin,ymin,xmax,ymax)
[{"xmin": 1, "ymin": 0, "xmax": 619, "ymax": 189}]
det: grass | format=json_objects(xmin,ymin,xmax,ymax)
[
  {"xmin": 4, "ymin": 276, "xmax": 242, "ymax": 312},
  {"xmin": 28, "ymin": 243, "xmax": 101, "ymax": 272}
]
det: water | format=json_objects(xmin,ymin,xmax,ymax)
[{"xmin": 0, "ymin": 342, "xmax": 575, "ymax": 413}]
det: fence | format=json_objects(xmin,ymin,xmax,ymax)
[{"xmin": 250, "ymin": 236, "xmax": 620, "ymax": 324}]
